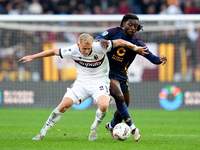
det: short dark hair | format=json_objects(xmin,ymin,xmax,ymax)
[{"xmin": 120, "ymin": 13, "xmax": 139, "ymax": 27}]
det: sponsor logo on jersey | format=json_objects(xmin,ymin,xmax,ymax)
[
  {"xmin": 63, "ymin": 50, "xmax": 68, "ymax": 53},
  {"xmin": 112, "ymin": 54, "xmax": 123, "ymax": 62},
  {"xmin": 74, "ymin": 56, "xmax": 105, "ymax": 68},
  {"xmin": 63, "ymin": 48, "xmax": 71, "ymax": 53},
  {"xmin": 102, "ymin": 31, "xmax": 108, "ymax": 36}
]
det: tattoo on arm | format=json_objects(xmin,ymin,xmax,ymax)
[
  {"xmin": 113, "ymin": 41, "xmax": 117, "ymax": 48},
  {"xmin": 124, "ymin": 41, "xmax": 134, "ymax": 49},
  {"xmin": 113, "ymin": 40, "xmax": 135, "ymax": 49}
]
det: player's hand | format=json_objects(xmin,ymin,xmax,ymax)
[
  {"xmin": 136, "ymin": 46, "xmax": 149, "ymax": 56},
  {"xmin": 98, "ymin": 39, "xmax": 109, "ymax": 49},
  {"xmin": 159, "ymin": 55, "xmax": 167, "ymax": 65},
  {"xmin": 18, "ymin": 55, "xmax": 34, "ymax": 63}
]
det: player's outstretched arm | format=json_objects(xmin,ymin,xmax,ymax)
[
  {"xmin": 112, "ymin": 39, "xmax": 148, "ymax": 56},
  {"xmin": 18, "ymin": 49, "xmax": 60, "ymax": 63},
  {"xmin": 98, "ymin": 38, "xmax": 148, "ymax": 56}
]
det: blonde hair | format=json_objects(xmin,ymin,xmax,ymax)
[{"xmin": 78, "ymin": 33, "xmax": 94, "ymax": 45}]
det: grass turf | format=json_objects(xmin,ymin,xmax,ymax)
[{"xmin": 0, "ymin": 109, "xmax": 199, "ymax": 150}]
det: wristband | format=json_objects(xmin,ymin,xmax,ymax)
[{"xmin": 133, "ymin": 45, "xmax": 138, "ymax": 51}]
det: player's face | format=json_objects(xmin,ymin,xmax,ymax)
[
  {"xmin": 78, "ymin": 42, "xmax": 92, "ymax": 57},
  {"xmin": 123, "ymin": 19, "xmax": 139, "ymax": 37}
]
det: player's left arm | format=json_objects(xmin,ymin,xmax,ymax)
[
  {"xmin": 143, "ymin": 49, "xmax": 167, "ymax": 65},
  {"xmin": 137, "ymin": 40, "xmax": 167, "ymax": 65}
]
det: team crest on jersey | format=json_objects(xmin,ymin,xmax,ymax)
[
  {"xmin": 117, "ymin": 48, "xmax": 126, "ymax": 56},
  {"xmin": 94, "ymin": 54, "xmax": 98, "ymax": 60}
]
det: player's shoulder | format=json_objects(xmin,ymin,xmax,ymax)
[
  {"xmin": 69, "ymin": 44, "xmax": 79, "ymax": 51},
  {"xmin": 92, "ymin": 41, "xmax": 107, "ymax": 54},
  {"xmin": 107, "ymin": 27, "xmax": 123, "ymax": 33},
  {"xmin": 132, "ymin": 35, "xmax": 146, "ymax": 46},
  {"xmin": 71, "ymin": 43, "xmax": 79, "ymax": 48},
  {"xmin": 92, "ymin": 41, "xmax": 101, "ymax": 49},
  {"xmin": 133, "ymin": 35, "xmax": 141, "ymax": 41},
  {"xmin": 62, "ymin": 44, "xmax": 79, "ymax": 54}
]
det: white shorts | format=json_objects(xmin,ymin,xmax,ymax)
[{"xmin": 63, "ymin": 80, "xmax": 110, "ymax": 105}]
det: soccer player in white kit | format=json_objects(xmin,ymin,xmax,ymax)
[{"xmin": 18, "ymin": 33, "xmax": 147, "ymax": 141}]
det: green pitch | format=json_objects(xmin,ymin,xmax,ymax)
[{"xmin": 0, "ymin": 109, "xmax": 199, "ymax": 150}]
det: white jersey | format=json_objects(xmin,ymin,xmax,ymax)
[{"xmin": 59, "ymin": 41, "xmax": 112, "ymax": 83}]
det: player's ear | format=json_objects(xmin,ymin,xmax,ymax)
[{"xmin": 77, "ymin": 43, "xmax": 80, "ymax": 48}]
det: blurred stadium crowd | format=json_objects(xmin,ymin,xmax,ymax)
[
  {"xmin": 0, "ymin": 0, "xmax": 199, "ymax": 15},
  {"xmin": 0, "ymin": 0, "xmax": 200, "ymax": 82}
]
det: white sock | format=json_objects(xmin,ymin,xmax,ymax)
[
  {"xmin": 91, "ymin": 108, "xmax": 107, "ymax": 129},
  {"xmin": 130, "ymin": 124, "xmax": 136, "ymax": 132},
  {"xmin": 109, "ymin": 122, "xmax": 113, "ymax": 129},
  {"xmin": 40, "ymin": 108, "xmax": 63, "ymax": 136}
]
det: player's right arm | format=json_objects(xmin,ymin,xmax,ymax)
[
  {"xmin": 18, "ymin": 48, "xmax": 59, "ymax": 63},
  {"xmin": 112, "ymin": 39, "xmax": 148, "ymax": 53},
  {"xmin": 96, "ymin": 28, "xmax": 148, "ymax": 56},
  {"xmin": 103, "ymin": 39, "xmax": 147, "ymax": 55}
]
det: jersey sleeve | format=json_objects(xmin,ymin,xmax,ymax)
[
  {"xmin": 95, "ymin": 30, "xmax": 109, "ymax": 40},
  {"xmin": 59, "ymin": 44, "xmax": 76, "ymax": 59},
  {"xmin": 95, "ymin": 27, "xmax": 117, "ymax": 40},
  {"xmin": 106, "ymin": 40, "xmax": 113, "ymax": 52},
  {"xmin": 95, "ymin": 40, "xmax": 113, "ymax": 54},
  {"xmin": 144, "ymin": 50, "xmax": 161, "ymax": 64},
  {"xmin": 137, "ymin": 40, "xmax": 161, "ymax": 64}
]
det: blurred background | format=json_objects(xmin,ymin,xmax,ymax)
[
  {"xmin": 0, "ymin": 0, "xmax": 199, "ymax": 15},
  {"xmin": 0, "ymin": 0, "xmax": 199, "ymax": 110}
]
